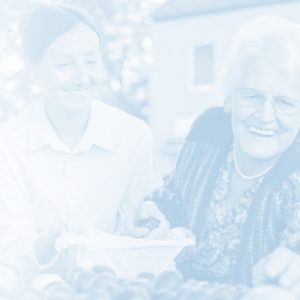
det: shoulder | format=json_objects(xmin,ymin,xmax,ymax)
[
  {"xmin": 289, "ymin": 171, "xmax": 300, "ymax": 184},
  {"xmin": 186, "ymin": 106, "xmax": 232, "ymax": 146},
  {"xmin": 92, "ymin": 100, "xmax": 152, "ymax": 143},
  {"xmin": 94, "ymin": 100, "xmax": 149, "ymax": 129},
  {"xmin": 0, "ymin": 103, "xmax": 37, "ymax": 146},
  {"xmin": 275, "ymin": 171, "xmax": 300, "ymax": 208},
  {"xmin": 286, "ymin": 171, "xmax": 300, "ymax": 198},
  {"xmin": 269, "ymin": 140, "xmax": 300, "ymax": 190}
]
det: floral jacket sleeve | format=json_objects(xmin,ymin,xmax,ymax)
[{"xmin": 280, "ymin": 172, "xmax": 300, "ymax": 253}]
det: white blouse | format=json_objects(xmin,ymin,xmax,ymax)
[{"xmin": 0, "ymin": 100, "xmax": 153, "ymax": 264}]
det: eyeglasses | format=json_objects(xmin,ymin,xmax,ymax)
[{"xmin": 234, "ymin": 87, "xmax": 300, "ymax": 116}]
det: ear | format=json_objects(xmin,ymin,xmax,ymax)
[
  {"xmin": 224, "ymin": 95, "xmax": 232, "ymax": 114},
  {"xmin": 25, "ymin": 61, "xmax": 43, "ymax": 86}
]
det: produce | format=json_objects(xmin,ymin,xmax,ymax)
[{"xmin": 6, "ymin": 264, "xmax": 298, "ymax": 300}]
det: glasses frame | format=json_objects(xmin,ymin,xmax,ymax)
[{"xmin": 233, "ymin": 87, "xmax": 300, "ymax": 116}]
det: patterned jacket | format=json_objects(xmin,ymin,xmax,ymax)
[{"xmin": 152, "ymin": 107, "xmax": 300, "ymax": 285}]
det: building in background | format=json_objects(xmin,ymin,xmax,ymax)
[{"xmin": 149, "ymin": 0, "xmax": 300, "ymax": 184}]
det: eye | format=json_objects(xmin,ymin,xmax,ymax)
[
  {"xmin": 276, "ymin": 96, "xmax": 297, "ymax": 108},
  {"xmin": 56, "ymin": 61, "xmax": 73, "ymax": 69},
  {"xmin": 86, "ymin": 59, "xmax": 98, "ymax": 66},
  {"xmin": 235, "ymin": 88, "xmax": 263, "ymax": 107},
  {"xmin": 239, "ymin": 88, "xmax": 260, "ymax": 98},
  {"xmin": 274, "ymin": 96, "xmax": 300, "ymax": 115}
]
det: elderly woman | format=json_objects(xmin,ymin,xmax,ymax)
[
  {"xmin": 135, "ymin": 16, "xmax": 300, "ymax": 295},
  {"xmin": 0, "ymin": 4, "xmax": 153, "ymax": 293}
]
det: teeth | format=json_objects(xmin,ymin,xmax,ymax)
[
  {"xmin": 66, "ymin": 89, "xmax": 88, "ymax": 95},
  {"xmin": 249, "ymin": 126, "xmax": 276, "ymax": 137}
]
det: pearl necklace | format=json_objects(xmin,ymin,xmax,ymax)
[{"xmin": 233, "ymin": 144, "xmax": 275, "ymax": 180}]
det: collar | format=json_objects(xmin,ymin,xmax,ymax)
[{"xmin": 27, "ymin": 100, "xmax": 116, "ymax": 154}]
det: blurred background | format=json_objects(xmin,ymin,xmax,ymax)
[{"xmin": 1, "ymin": 0, "xmax": 300, "ymax": 185}]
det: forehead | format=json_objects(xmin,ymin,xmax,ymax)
[
  {"xmin": 238, "ymin": 54, "xmax": 300, "ymax": 97},
  {"xmin": 43, "ymin": 23, "xmax": 100, "ymax": 58}
]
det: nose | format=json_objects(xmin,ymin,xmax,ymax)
[
  {"xmin": 72, "ymin": 63, "xmax": 91, "ymax": 87},
  {"xmin": 256, "ymin": 97, "xmax": 276, "ymax": 123}
]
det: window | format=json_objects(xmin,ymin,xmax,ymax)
[{"xmin": 188, "ymin": 44, "xmax": 215, "ymax": 92}]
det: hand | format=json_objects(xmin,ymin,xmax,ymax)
[
  {"xmin": 166, "ymin": 227, "xmax": 195, "ymax": 240},
  {"xmin": 253, "ymin": 247, "xmax": 300, "ymax": 297},
  {"xmin": 124, "ymin": 201, "xmax": 170, "ymax": 239},
  {"xmin": 0, "ymin": 264, "xmax": 19, "ymax": 296},
  {"xmin": 242, "ymin": 285, "xmax": 296, "ymax": 300},
  {"xmin": 34, "ymin": 230, "xmax": 60, "ymax": 265}
]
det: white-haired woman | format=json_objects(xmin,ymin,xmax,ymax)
[{"xmin": 135, "ymin": 16, "xmax": 300, "ymax": 295}]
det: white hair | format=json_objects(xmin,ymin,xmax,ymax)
[{"xmin": 221, "ymin": 15, "xmax": 300, "ymax": 100}]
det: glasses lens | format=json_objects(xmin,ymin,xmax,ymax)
[
  {"xmin": 235, "ymin": 88, "xmax": 264, "ymax": 107},
  {"xmin": 274, "ymin": 96, "xmax": 300, "ymax": 115}
]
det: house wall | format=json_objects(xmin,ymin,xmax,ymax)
[{"xmin": 149, "ymin": 1, "xmax": 300, "ymax": 184}]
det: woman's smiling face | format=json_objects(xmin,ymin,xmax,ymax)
[
  {"xmin": 32, "ymin": 23, "xmax": 103, "ymax": 114},
  {"xmin": 228, "ymin": 54, "xmax": 300, "ymax": 163}
]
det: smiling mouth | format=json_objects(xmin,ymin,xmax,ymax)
[
  {"xmin": 248, "ymin": 126, "xmax": 277, "ymax": 137},
  {"xmin": 65, "ymin": 89, "xmax": 91, "ymax": 96}
]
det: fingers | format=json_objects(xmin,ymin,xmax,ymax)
[
  {"xmin": 144, "ymin": 217, "xmax": 170, "ymax": 239},
  {"xmin": 291, "ymin": 281, "xmax": 300, "ymax": 298},
  {"xmin": 244, "ymin": 285, "xmax": 297, "ymax": 300},
  {"xmin": 279, "ymin": 260, "xmax": 300, "ymax": 288},
  {"xmin": 135, "ymin": 201, "xmax": 170, "ymax": 239},
  {"xmin": 0, "ymin": 265, "xmax": 19, "ymax": 294},
  {"xmin": 167, "ymin": 227, "xmax": 195, "ymax": 240},
  {"xmin": 34, "ymin": 230, "xmax": 59, "ymax": 264},
  {"xmin": 136, "ymin": 201, "xmax": 162, "ymax": 220},
  {"xmin": 265, "ymin": 247, "xmax": 293, "ymax": 279},
  {"xmin": 123, "ymin": 201, "xmax": 172, "ymax": 239},
  {"xmin": 253, "ymin": 255, "xmax": 270, "ymax": 286},
  {"xmin": 253, "ymin": 248, "xmax": 293, "ymax": 285},
  {"xmin": 127, "ymin": 225, "xmax": 150, "ymax": 238},
  {"xmin": 124, "ymin": 215, "xmax": 150, "ymax": 238},
  {"xmin": 253, "ymin": 247, "xmax": 300, "ymax": 299}
]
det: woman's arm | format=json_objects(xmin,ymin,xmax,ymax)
[
  {"xmin": 253, "ymin": 172, "xmax": 300, "ymax": 296},
  {"xmin": 115, "ymin": 123, "xmax": 155, "ymax": 237},
  {"xmin": 0, "ymin": 146, "xmax": 38, "ymax": 295},
  {"xmin": 279, "ymin": 172, "xmax": 300, "ymax": 253}
]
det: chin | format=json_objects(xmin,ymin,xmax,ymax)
[
  {"xmin": 63, "ymin": 99, "xmax": 91, "ymax": 114},
  {"xmin": 237, "ymin": 128, "xmax": 283, "ymax": 162},
  {"xmin": 242, "ymin": 144, "xmax": 281, "ymax": 162}
]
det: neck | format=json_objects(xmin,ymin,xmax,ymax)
[
  {"xmin": 233, "ymin": 143, "xmax": 278, "ymax": 180},
  {"xmin": 43, "ymin": 101, "xmax": 91, "ymax": 149}
]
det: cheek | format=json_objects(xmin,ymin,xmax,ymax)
[
  {"xmin": 51, "ymin": 69, "xmax": 74, "ymax": 86},
  {"xmin": 89, "ymin": 68, "xmax": 103, "ymax": 84},
  {"xmin": 231, "ymin": 105, "xmax": 254, "ymax": 128},
  {"xmin": 38, "ymin": 69, "xmax": 70, "ymax": 91},
  {"xmin": 279, "ymin": 117, "xmax": 300, "ymax": 143}
]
